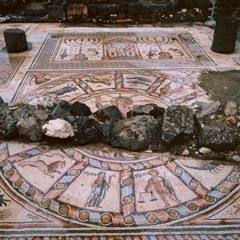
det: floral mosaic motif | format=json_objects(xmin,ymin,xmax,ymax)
[
  {"xmin": 0, "ymin": 57, "xmax": 25, "ymax": 88},
  {"xmin": 30, "ymin": 31, "xmax": 215, "ymax": 69}
]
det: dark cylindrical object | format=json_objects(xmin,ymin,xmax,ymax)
[
  {"xmin": 215, "ymin": 16, "xmax": 238, "ymax": 35},
  {"xmin": 211, "ymin": 16, "xmax": 238, "ymax": 54},
  {"xmin": 3, "ymin": 28, "xmax": 28, "ymax": 53},
  {"xmin": 211, "ymin": 32, "xmax": 237, "ymax": 53}
]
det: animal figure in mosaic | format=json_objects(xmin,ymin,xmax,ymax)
[
  {"xmin": 50, "ymin": 84, "xmax": 78, "ymax": 97},
  {"xmin": 126, "ymin": 76, "xmax": 152, "ymax": 86},
  {"xmin": 18, "ymin": 154, "xmax": 66, "ymax": 178},
  {"xmin": 183, "ymin": 161, "xmax": 223, "ymax": 173},
  {"xmin": 86, "ymin": 76, "xmax": 112, "ymax": 86},
  {"xmin": 145, "ymin": 169, "xmax": 180, "ymax": 207}
]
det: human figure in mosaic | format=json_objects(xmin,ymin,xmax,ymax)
[
  {"xmin": 84, "ymin": 171, "xmax": 109, "ymax": 208},
  {"xmin": 145, "ymin": 169, "xmax": 180, "ymax": 207}
]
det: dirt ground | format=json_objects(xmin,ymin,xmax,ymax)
[{"xmin": 199, "ymin": 70, "xmax": 240, "ymax": 104}]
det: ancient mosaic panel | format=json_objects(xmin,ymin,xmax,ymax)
[
  {"xmin": 0, "ymin": 57, "xmax": 25, "ymax": 88},
  {"xmin": 11, "ymin": 69, "xmax": 210, "ymax": 109},
  {"xmin": 30, "ymin": 31, "xmax": 215, "ymax": 70},
  {"xmin": 0, "ymin": 142, "xmax": 240, "ymax": 238}
]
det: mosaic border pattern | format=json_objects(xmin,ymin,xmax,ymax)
[
  {"xmin": 0, "ymin": 57, "xmax": 25, "ymax": 88},
  {"xmin": 30, "ymin": 31, "xmax": 215, "ymax": 70},
  {"xmin": 1, "ymin": 143, "xmax": 240, "ymax": 229}
]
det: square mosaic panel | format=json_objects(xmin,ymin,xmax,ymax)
[
  {"xmin": 30, "ymin": 31, "xmax": 215, "ymax": 70},
  {"xmin": 0, "ymin": 57, "xmax": 25, "ymax": 88}
]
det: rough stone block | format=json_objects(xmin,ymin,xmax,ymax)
[
  {"xmin": 3, "ymin": 28, "xmax": 28, "ymax": 53},
  {"xmin": 162, "ymin": 106, "xmax": 195, "ymax": 144}
]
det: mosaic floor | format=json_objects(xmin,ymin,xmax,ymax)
[{"xmin": 0, "ymin": 23, "xmax": 240, "ymax": 239}]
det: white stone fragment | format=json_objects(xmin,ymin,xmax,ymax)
[
  {"xmin": 232, "ymin": 155, "xmax": 240, "ymax": 162},
  {"xmin": 42, "ymin": 119, "xmax": 74, "ymax": 138},
  {"xmin": 199, "ymin": 147, "xmax": 211, "ymax": 154},
  {"xmin": 182, "ymin": 149, "xmax": 189, "ymax": 156}
]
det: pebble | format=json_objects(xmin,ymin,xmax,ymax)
[
  {"xmin": 199, "ymin": 147, "xmax": 211, "ymax": 154},
  {"xmin": 226, "ymin": 116, "xmax": 236, "ymax": 124},
  {"xmin": 238, "ymin": 122, "xmax": 240, "ymax": 128},
  {"xmin": 232, "ymin": 155, "xmax": 240, "ymax": 162},
  {"xmin": 210, "ymin": 115, "xmax": 215, "ymax": 120},
  {"xmin": 182, "ymin": 149, "xmax": 189, "ymax": 156}
]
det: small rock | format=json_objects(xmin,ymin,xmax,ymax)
[
  {"xmin": 52, "ymin": 101, "xmax": 73, "ymax": 119},
  {"xmin": 226, "ymin": 116, "xmax": 236, "ymax": 124},
  {"xmin": 199, "ymin": 147, "xmax": 211, "ymax": 154},
  {"xmin": 224, "ymin": 101, "xmax": 237, "ymax": 116},
  {"xmin": 94, "ymin": 106, "xmax": 123, "ymax": 122},
  {"xmin": 17, "ymin": 117, "xmax": 42, "ymax": 142},
  {"xmin": 182, "ymin": 149, "xmax": 190, "ymax": 156},
  {"xmin": 64, "ymin": 115, "xmax": 76, "ymax": 124},
  {"xmin": 127, "ymin": 104, "xmax": 165, "ymax": 118},
  {"xmin": 75, "ymin": 116, "xmax": 103, "ymax": 144},
  {"xmin": 232, "ymin": 155, "xmax": 240, "ymax": 162},
  {"xmin": 111, "ymin": 115, "xmax": 161, "ymax": 151},
  {"xmin": 35, "ymin": 109, "xmax": 48, "ymax": 121},
  {"xmin": 162, "ymin": 106, "xmax": 195, "ymax": 144},
  {"xmin": 34, "ymin": 96, "xmax": 56, "ymax": 107},
  {"xmin": 237, "ymin": 122, "xmax": 240, "ymax": 128},
  {"xmin": 42, "ymin": 119, "xmax": 74, "ymax": 138},
  {"xmin": 210, "ymin": 115, "xmax": 215, "ymax": 120},
  {"xmin": 4, "ymin": 121, "xmax": 18, "ymax": 139},
  {"xmin": 197, "ymin": 101, "xmax": 221, "ymax": 118},
  {"xmin": 70, "ymin": 102, "xmax": 92, "ymax": 116},
  {"xmin": 198, "ymin": 127, "xmax": 239, "ymax": 151},
  {"xmin": 102, "ymin": 118, "xmax": 120, "ymax": 144},
  {"xmin": 0, "ymin": 96, "xmax": 4, "ymax": 105}
]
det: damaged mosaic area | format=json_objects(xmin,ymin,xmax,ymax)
[{"xmin": 0, "ymin": 24, "xmax": 240, "ymax": 239}]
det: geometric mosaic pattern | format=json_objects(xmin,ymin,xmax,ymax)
[
  {"xmin": 0, "ymin": 57, "xmax": 25, "ymax": 88},
  {"xmin": 30, "ymin": 31, "xmax": 215, "ymax": 70}
]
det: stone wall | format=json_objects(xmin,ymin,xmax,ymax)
[{"xmin": 0, "ymin": 0, "xmax": 240, "ymax": 24}]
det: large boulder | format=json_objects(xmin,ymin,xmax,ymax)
[
  {"xmin": 17, "ymin": 117, "xmax": 42, "ymax": 142},
  {"xmin": 111, "ymin": 115, "xmax": 160, "ymax": 151},
  {"xmin": 102, "ymin": 118, "xmax": 120, "ymax": 144},
  {"xmin": 93, "ymin": 106, "xmax": 123, "ymax": 122},
  {"xmin": 52, "ymin": 100, "xmax": 72, "ymax": 119},
  {"xmin": 42, "ymin": 119, "xmax": 74, "ymax": 139},
  {"xmin": 70, "ymin": 101, "xmax": 92, "ymax": 116},
  {"xmin": 198, "ymin": 127, "xmax": 239, "ymax": 151},
  {"xmin": 127, "ymin": 104, "xmax": 165, "ymax": 118},
  {"xmin": 162, "ymin": 106, "xmax": 195, "ymax": 144},
  {"xmin": 75, "ymin": 116, "xmax": 103, "ymax": 144}
]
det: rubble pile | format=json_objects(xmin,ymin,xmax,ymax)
[{"xmin": 0, "ymin": 96, "xmax": 240, "ymax": 162}]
